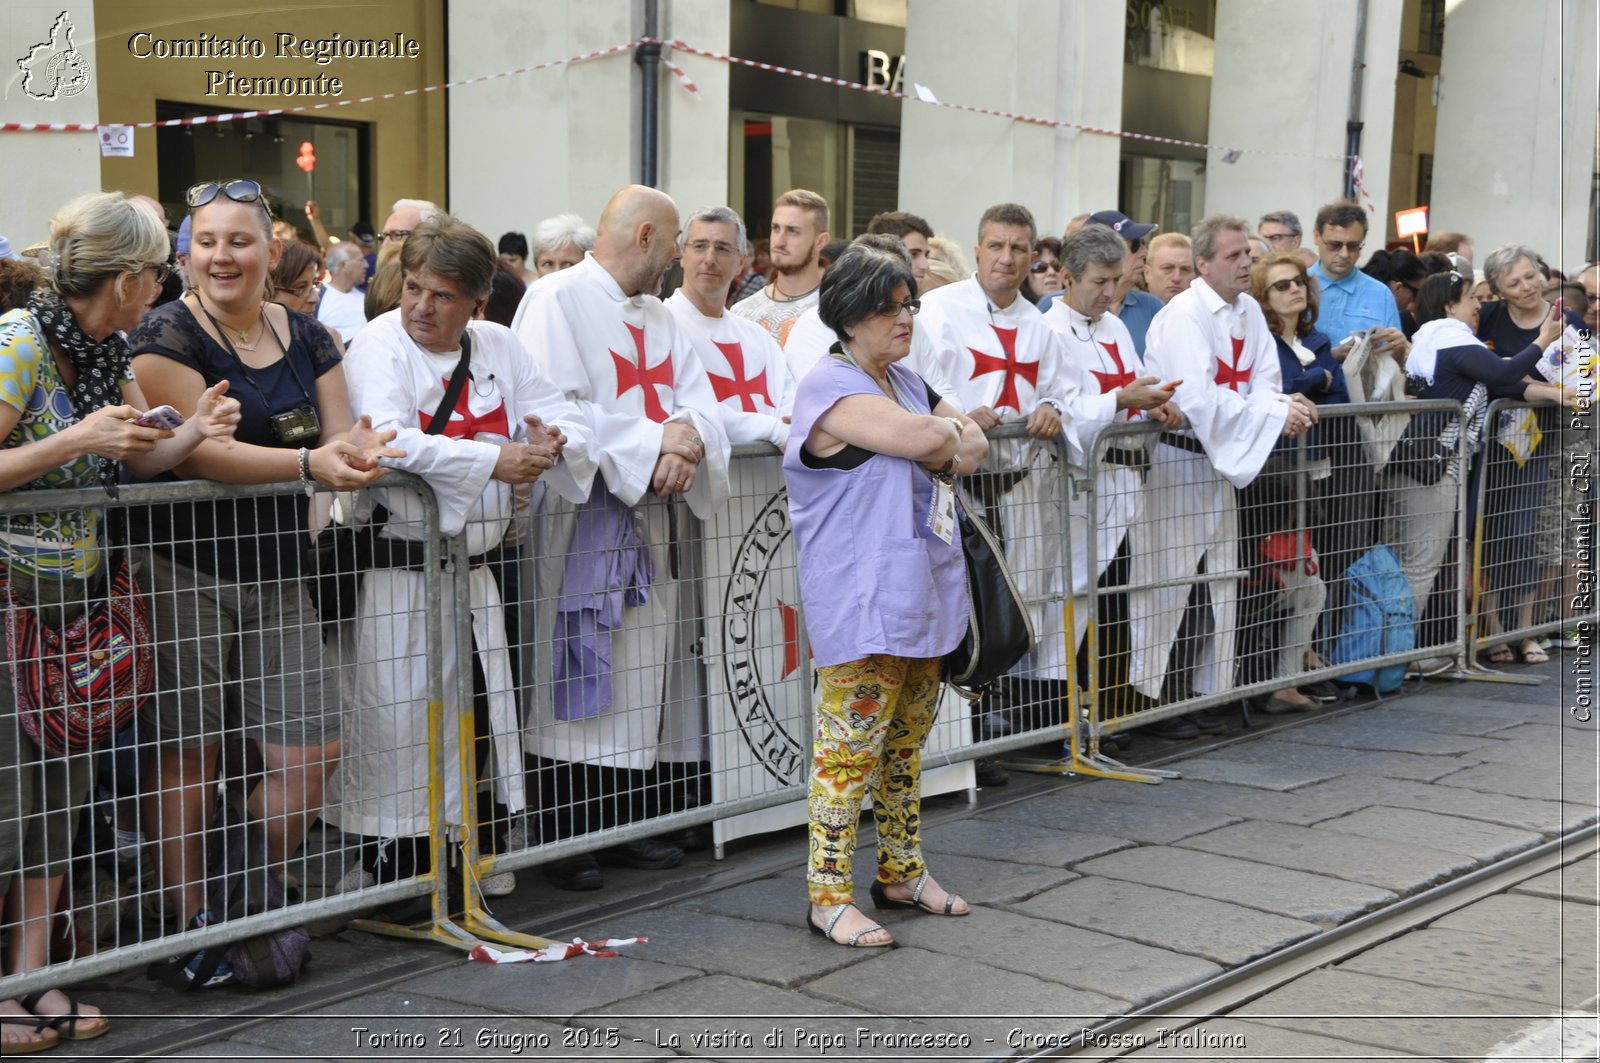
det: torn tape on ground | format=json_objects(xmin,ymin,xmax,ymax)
[{"xmin": 469, "ymin": 937, "xmax": 647, "ymax": 964}]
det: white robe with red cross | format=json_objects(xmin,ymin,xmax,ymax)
[
  {"xmin": 328, "ymin": 311, "xmax": 596, "ymax": 839},
  {"xmin": 1040, "ymin": 301, "xmax": 1148, "ymax": 648},
  {"xmin": 665, "ymin": 290, "xmax": 793, "ymax": 448},
  {"xmin": 511, "ymin": 253, "xmax": 732, "ymax": 770},
  {"xmin": 1126, "ymin": 280, "xmax": 1290, "ymax": 701},
  {"xmin": 917, "ymin": 277, "xmax": 1073, "ymax": 680}
]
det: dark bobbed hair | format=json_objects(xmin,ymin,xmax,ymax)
[
  {"xmin": 1414, "ymin": 270, "xmax": 1471, "ymax": 326},
  {"xmin": 1250, "ymin": 252, "xmax": 1320, "ymax": 339},
  {"xmin": 498, "ymin": 231, "xmax": 529, "ymax": 258},
  {"xmin": 1314, "ymin": 200, "xmax": 1368, "ymax": 235},
  {"xmin": 482, "ymin": 263, "xmax": 527, "ymax": 327},
  {"xmin": 818, "ymin": 242, "xmax": 917, "ymax": 344},
  {"xmin": 270, "ymin": 238, "xmax": 323, "ymax": 298}
]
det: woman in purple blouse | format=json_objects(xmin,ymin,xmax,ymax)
[{"xmin": 783, "ymin": 238, "xmax": 988, "ymax": 948}]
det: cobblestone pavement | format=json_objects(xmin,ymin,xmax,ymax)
[{"xmin": 53, "ymin": 660, "xmax": 1596, "ymax": 1061}]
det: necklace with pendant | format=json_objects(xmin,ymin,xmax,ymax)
[{"xmin": 198, "ymin": 295, "xmax": 264, "ymax": 351}]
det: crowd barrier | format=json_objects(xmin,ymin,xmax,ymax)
[{"xmin": 0, "ymin": 402, "xmax": 1592, "ymax": 989}]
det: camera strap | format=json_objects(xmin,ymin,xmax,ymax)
[
  {"xmin": 423, "ymin": 330, "xmax": 474, "ymax": 436},
  {"xmin": 192, "ymin": 297, "xmax": 315, "ymax": 409}
]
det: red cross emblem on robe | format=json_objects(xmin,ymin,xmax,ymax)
[
  {"xmin": 1215, "ymin": 335, "xmax": 1253, "ymax": 392},
  {"xmin": 420, "ymin": 374, "xmax": 509, "ymax": 439},
  {"xmin": 611, "ymin": 322, "xmax": 674, "ymax": 422},
  {"xmin": 706, "ymin": 340, "xmax": 772, "ymax": 413},
  {"xmin": 1089, "ymin": 339, "xmax": 1145, "ymax": 420},
  {"xmin": 967, "ymin": 324, "xmax": 1037, "ymax": 412}
]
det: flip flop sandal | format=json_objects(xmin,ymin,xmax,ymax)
[
  {"xmin": 19, "ymin": 991, "xmax": 109, "ymax": 1042},
  {"xmin": 0, "ymin": 1013, "xmax": 59, "ymax": 1055},
  {"xmin": 805, "ymin": 903, "xmax": 891, "ymax": 947},
  {"xmin": 1520, "ymin": 643, "xmax": 1550, "ymax": 664},
  {"xmin": 869, "ymin": 870, "xmax": 970, "ymax": 916}
]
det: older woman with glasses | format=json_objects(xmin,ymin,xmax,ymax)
[
  {"xmin": 784, "ymin": 238, "xmax": 987, "ymax": 948},
  {"xmin": 269, "ymin": 238, "xmax": 324, "ymax": 318},
  {"xmin": 0, "ymin": 191, "xmax": 240, "ymax": 1048},
  {"xmin": 1022, "ymin": 236, "xmax": 1064, "ymax": 305},
  {"xmin": 126, "ymin": 179, "xmax": 400, "ymax": 982}
]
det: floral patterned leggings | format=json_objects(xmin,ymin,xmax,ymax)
[{"xmin": 806, "ymin": 654, "xmax": 941, "ymax": 906}]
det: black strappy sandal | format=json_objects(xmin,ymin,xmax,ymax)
[
  {"xmin": 869, "ymin": 870, "xmax": 970, "ymax": 916},
  {"xmin": 805, "ymin": 903, "xmax": 892, "ymax": 947}
]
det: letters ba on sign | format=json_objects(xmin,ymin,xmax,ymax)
[{"xmin": 860, "ymin": 49, "xmax": 905, "ymax": 92}]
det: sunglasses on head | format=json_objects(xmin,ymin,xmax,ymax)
[{"xmin": 186, "ymin": 179, "xmax": 271, "ymax": 214}]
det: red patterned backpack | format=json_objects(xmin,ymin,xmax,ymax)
[{"xmin": 3, "ymin": 555, "xmax": 154, "ymax": 755}]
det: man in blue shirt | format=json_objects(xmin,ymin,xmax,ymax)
[{"xmin": 1307, "ymin": 201, "xmax": 1408, "ymax": 362}]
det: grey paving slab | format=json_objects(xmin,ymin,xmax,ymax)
[
  {"xmin": 804, "ymin": 947, "xmax": 1127, "ymax": 1033},
  {"xmin": 1356, "ymin": 705, "xmax": 1531, "ymax": 737},
  {"xmin": 1434, "ymin": 760, "xmax": 1576, "ymax": 802},
  {"xmin": 576, "ymin": 971, "xmax": 981, "ymax": 1062},
  {"xmin": 1490, "ymin": 720, "xmax": 1599, "ymax": 745},
  {"xmin": 879, "ymin": 905, "xmax": 1220, "ymax": 1007},
  {"xmin": 1512, "ymin": 854, "xmax": 1600, "ymax": 905},
  {"xmin": 1464, "ymin": 738, "xmax": 1597, "ymax": 771},
  {"xmin": 399, "ymin": 952, "xmax": 701, "ymax": 1020},
  {"xmin": 1158, "ymin": 753, "xmax": 1342, "ymax": 791},
  {"xmin": 582, "ymin": 907, "xmax": 865, "ymax": 989},
  {"xmin": 1337, "ymin": 923, "xmax": 1593, "ymax": 1009},
  {"xmin": 977, "ymin": 788, "xmax": 1243, "ymax": 844},
  {"xmin": 677, "ymin": 874, "xmax": 799, "ymax": 925},
  {"xmin": 1119, "ymin": 1016, "xmax": 1446, "ymax": 1060},
  {"xmin": 1071, "ymin": 846, "xmax": 1398, "ymax": 923},
  {"xmin": 1009, "ymin": 877, "xmax": 1320, "ymax": 966},
  {"xmin": 1403, "ymin": 689, "xmax": 1558, "ymax": 716},
  {"xmin": 1174, "ymin": 819, "xmax": 1475, "ymax": 893},
  {"xmin": 1236, "ymin": 968, "xmax": 1551, "ymax": 1059},
  {"xmin": 919, "ymin": 816, "xmax": 1134, "ymax": 867},
  {"xmin": 1270, "ymin": 716, "xmax": 1499, "ymax": 755},
  {"xmin": 1193, "ymin": 736, "xmax": 1469, "ymax": 783},
  {"xmin": 891, "ymin": 849, "xmax": 1080, "ymax": 906},
  {"xmin": 1069, "ymin": 776, "xmax": 1378, "ymax": 828},
  {"xmin": 1302, "ymin": 806, "xmax": 1543, "ymax": 863},
  {"xmin": 1289, "ymin": 773, "xmax": 1593, "ymax": 834}
]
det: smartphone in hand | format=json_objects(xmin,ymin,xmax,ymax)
[{"xmin": 134, "ymin": 405, "xmax": 185, "ymax": 430}]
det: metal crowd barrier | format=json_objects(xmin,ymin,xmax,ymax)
[
  {"xmin": 6, "ymin": 399, "xmax": 1588, "ymax": 989},
  {"xmin": 1469, "ymin": 398, "xmax": 1597, "ymax": 661}
]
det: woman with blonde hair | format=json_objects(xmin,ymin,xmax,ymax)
[{"xmin": 0, "ymin": 191, "xmax": 240, "ymax": 1047}]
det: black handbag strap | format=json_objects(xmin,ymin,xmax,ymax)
[{"xmin": 422, "ymin": 331, "xmax": 473, "ymax": 436}]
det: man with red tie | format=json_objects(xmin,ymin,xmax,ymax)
[
  {"xmin": 665, "ymin": 206, "xmax": 793, "ymax": 448},
  {"xmin": 1041, "ymin": 225, "xmax": 1179, "ymax": 726},
  {"xmin": 511, "ymin": 185, "xmax": 730, "ymax": 890},
  {"xmin": 1126, "ymin": 214, "xmax": 1315, "ymax": 736}
]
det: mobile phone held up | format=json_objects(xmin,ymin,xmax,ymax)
[{"xmin": 134, "ymin": 405, "xmax": 185, "ymax": 430}]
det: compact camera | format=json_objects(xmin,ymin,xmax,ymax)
[{"xmin": 270, "ymin": 404, "xmax": 322, "ymax": 446}]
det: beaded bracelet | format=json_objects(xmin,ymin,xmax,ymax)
[{"xmin": 297, "ymin": 446, "xmax": 315, "ymax": 497}]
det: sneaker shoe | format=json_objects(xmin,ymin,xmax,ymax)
[
  {"xmin": 504, "ymin": 818, "xmax": 530, "ymax": 851},
  {"xmin": 1407, "ymin": 655, "xmax": 1455, "ymax": 678},
  {"xmin": 180, "ymin": 912, "xmax": 234, "ymax": 987},
  {"xmin": 478, "ymin": 870, "xmax": 516, "ymax": 898},
  {"xmin": 1552, "ymin": 628, "xmax": 1583, "ymax": 649},
  {"xmin": 336, "ymin": 867, "xmax": 376, "ymax": 894}
]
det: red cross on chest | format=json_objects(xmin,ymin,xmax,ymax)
[
  {"xmin": 611, "ymin": 322, "xmax": 674, "ymax": 422},
  {"xmin": 420, "ymin": 374, "xmax": 509, "ymax": 439},
  {"xmin": 707, "ymin": 339, "xmax": 772, "ymax": 413},
  {"xmin": 1089, "ymin": 339, "xmax": 1145, "ymax": 419},
  {"xmin": 967, "ymin": 324, "xmax": 1038, "ymax": 412},
  {"xmin": 1215, "ymin": 335, "xmax": 1253, "ymax": 392}
]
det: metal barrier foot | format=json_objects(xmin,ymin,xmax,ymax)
[{"xmin": 1454, "ymin": 660, "xmax": 1546, "ymax": 686}]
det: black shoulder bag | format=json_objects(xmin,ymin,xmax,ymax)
[{"xmin": 941, "ymin": 478, "xmax": 1035, "ymax": 700}]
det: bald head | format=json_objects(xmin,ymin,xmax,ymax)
[{"xmin": 593, "ymin": 184, "xmax": 681, "ymax": 297}]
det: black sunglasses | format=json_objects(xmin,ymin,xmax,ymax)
[
  {"xmin": 1030, "ymin": 260, "xmax": 1059, "ymax": 273},
  {"xmin": 186, "ymin": 180, "xmax": 270, "ymax": 214}
]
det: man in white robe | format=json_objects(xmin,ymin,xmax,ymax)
[
  {"xmin": 1041, "ymin": 225, "xmax": 1180, "ymax": 676},
  {"xmin": 329, "ymin": 215, "xmax": 594, "ymax": 898},
  {"xmin": 511, "ymin": 185, "xmax": 731, "ymax": 889},
  {"xmin": 1127, "ymin": 214, "xmax": 1316, "ymax": 728}
]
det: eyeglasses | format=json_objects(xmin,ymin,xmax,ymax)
[
  {"xmin": 1267, "ymin": 276, "xmax": 1308, "ymax": 293},
  {"xmin": 279, "ymin": 282, "xmax": 318, "ymax": 298},
  {"xmin": 1321, "ymin": 239, "xmax": 1364, "ymax": 253},
  {"xmin": 380, "ymin": 229, "xmax": 412, "ymax": 245},
  {"xmin": 186, "ymin": 180, "xmax": 269, "ymax": 213},
  {"xmin": 1030, "ymin": 260, "xmax": 1060, "ymax": 274},
  {"xmin": 875, "ymin": 298, "xmax": 921, "ymax": 318},
  {"xmin": 684, "ymin": 239, "xmax": 740, "ymax": 259},
  {"xmin": 1262, "ymin": 232, "xmax": 1300, "ymax": 245},
  {"xmin": 139, "ymin": 262, "xmax": 171, "ymax": 284}
]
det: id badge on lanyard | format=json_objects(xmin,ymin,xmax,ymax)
[{"xmin": 927, "ymin": 477, "xmax": 956, "ymax": 545}]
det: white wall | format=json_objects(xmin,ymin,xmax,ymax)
[
  {"xmin": 1205, "ymin": 0, "xmax": 1401, "ymax": 248},
  {"xmin": 1432, "ymin": 0, "xmax": 1595, "ymax": 268},
  {"xmin": 899, "ymin": 0, "xmax": 1123, "ymax": 245},
  {"xmin": 1, "ymin": 4, "xmax": 105, "ymax": 249}
]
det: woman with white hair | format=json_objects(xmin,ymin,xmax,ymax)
[{"xmin": 531, "ymin": 213, "xmax": 596, "ymax": 277}]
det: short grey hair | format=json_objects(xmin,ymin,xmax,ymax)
[
  {"xmin": 1060, "ymin": 225, "xmax": 1126, "ymax": 280},
  {"xmin": 679, "ymin": 206, "xmax": 750, "ymax": 256},
  {"xmin": 977, "ymin": 202, "xmax": 1037, "ymax": 245},
  {"xmin": 1257, "ymin": 210, "xmax": 1302, "ymax": 237},
  {"xmin": 1482, "ymin": 243, "xmax": 1545, "ymax": 295},
  {"xmin": 533, "ymin": 213, "xmax": 596, "ymax": 256},
  {"xmin": 400, "ymin": 214, "xmax": 496, "ymax": 300},
  {"xmin": 391, "ymin": 198, "xmax": 442, "ymax": 223},
  {"xmin": 327, "ymin": 241, "xmax": 365, "ymax": 268},
  {"xmin": 818, "ymin": 241, "xmax": 916, "ymax": 343},
  {"xmin": 1192, "ymin": 214, "xmax": 1250, "ymax": 261}
]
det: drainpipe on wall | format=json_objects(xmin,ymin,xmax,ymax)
[
  {"xmin": 637, "ymin": 0, "xmax": 661, "ymax": 188},
  {"xmin": 1344, "ymin": 0, "xmax": 1369, "ymax": 200}
]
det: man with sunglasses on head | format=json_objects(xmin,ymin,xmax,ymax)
[{"xmin": 1308, "ymin": 200, "xmax": 1408, "ymax": 364}]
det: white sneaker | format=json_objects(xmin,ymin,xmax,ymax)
[
  {"xmin": 1407, "ymin": 656, "xmax": 1455, "ymax": 678},
  {"xmin": 478, "ymin": 870, "xmax": 516, "ymax": 898},
  {"xmin": 504, "ymin": 819, "xmax": 530, "ymax": 851},
  {"xmin": 336, "ymin": 867, "xmax": 376, "ymax": 894}
]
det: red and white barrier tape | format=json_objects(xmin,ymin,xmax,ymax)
[
  {"xmin": 469, "ymin": 936, "xmax": 647, "ymax": 964},
  {"xmin": 0, "ymin": 38, "xmax": 640, "ymax": 133}
]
